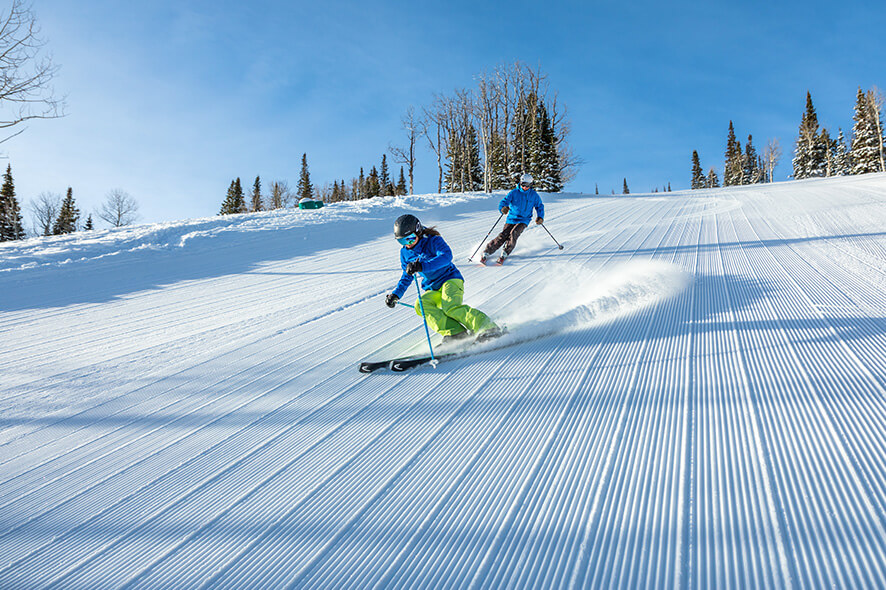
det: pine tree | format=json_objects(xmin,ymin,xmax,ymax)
[
  {"xmin": 488, "ymin": 133, "xmax": 511, "ymax": 190},
  {"xmin": 297, "ymin": 154, "xmax": 314, "ymax": 200},
  {"xmin": 793, "ymin": 91, "xmax": 827, "ymax": 179},
  {"xmin": 358, "ymin": 167, "xmax": 366, "ymax": 199},
  {"xmin": 367, "ymin": 166, "xmax": 380, "ymax": 197},
  {"xmin": 0, "ymin": 164, "xmax": 26, "ymax": 241},
  {"xmin": 84, "ymin": 214, "xmax": 94, "ymax": 230},
  {"xmin": 396, "ymin": 167, "xmax": 407, "ymax": 196},
  {"xmin": 724, "ymin": 122, "xmax": 740, "ymax": 186},
  {"xmin": 622, "ymin": 178, "xmax": 630, "ymax": 194},
  {"xmin": 850, "ymin": 87, "xmax": 884, "ymax": 175},
  {"xmin": 691, "ymin": 150, "xmax": 706, "ymax": 189},
  {"xmin": 835, "ymin": 128, "xmax": 851, "ymax": 176},
  {"xmin": 251, "ymin": 176, "xmax": 263, "ymax": 212},
  {"xmin": 379, "ymin": 155, "xmax": 392, "ymax": 196},
  {"xmin": 53, "ymin": 187, "xmax": 80, "ymax": 234},
  {"xmin": 707, "ymin": 168, "xmax": 720, "ymax": 188},
  {"xmin": 744, "ymin": 135, "xmax": 762, "ymax": 183},
  {"xmin": 220, "ymin": 178, "xmax": 246, "ymax": 214}
]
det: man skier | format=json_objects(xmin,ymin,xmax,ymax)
[{"xmin": 480, "ymin": 173, "xmax": 545, "ymax": 265}]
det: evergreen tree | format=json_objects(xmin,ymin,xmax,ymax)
[
  {"xmin": 850, "ymin": 87, "xmax": 884, "ymax": 175},
  {"xmin": 358, "ymin": 168, "xmax": 366, "ymax": 199},
  {"xmin": 251, "ymin": 176, "xmax": 263, "ymax": 212},
  {"xmin": 219, "ymin": 178, "xmax": 246, "ymax": 214},
  {"xmin": 379, "ymin": 155, "xmax": 392, "ymax": 196},
  {"xmin": 707, "ymin": 168, "xmax": 720, "ymax": 188},
  {"xmin": 396, "ymin": 167, "xmax": 407, "ymax": 196},
  {"xmin": 819, "ymin": 129, "xmax": 836, "ymax": 177},
  {"xmin": 744, "ymin": 135, "xmax": 762, "ymax": 183},
  {"xmin": 297, "ymin": 153, "xmax": 314, "ymax": 200},
  {"xmin": 0, "ymin": 164, "xmax": 26, "ymax": 241},
  {"xmin": 84, "ymin": 214, "xmax": 94, "ymax": 231},
  {"xmin": 367, "ymin": 166, "xmax": 380, "ymax": 197},
  {"xmin": 691, "ymin": 150, "xmax": 706, "ymax": 189},
  {"xmin": 53, "ymin": 187, "xmax": 80, "ymax": 234},
  {"xmin": 835, "ymin": 128, "xmax": 851, "ymax": 176},
  {"xmin": 622, "ymin": 178, "xmax": 630, "ymax": 194},
  {"xmin": 793, "ymin": 91, "xmax": 827, "ymax": 179},
  {"xmin": 724, "ymin": 121, "xmax": 741, "ymax": 186}
]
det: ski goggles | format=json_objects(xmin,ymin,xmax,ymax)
[{"xmin": 396, "ymin": 232, "xmax": 418, "ymax": 246}]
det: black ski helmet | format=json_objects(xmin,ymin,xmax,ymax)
[{"xmin": 394, "ymin": 214, "xmax": 423, "ymax": 239}]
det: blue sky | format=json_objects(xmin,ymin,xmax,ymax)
[{"xmin": 6, "ymin": 0, "xmax": 886, "ymax": 224}]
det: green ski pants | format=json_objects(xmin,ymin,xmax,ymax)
[{"xmin": 414, "ymin": 279, "xmax": 496, "ymax": 336}]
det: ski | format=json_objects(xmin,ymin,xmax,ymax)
[
  {"xmin": 359, "ymin": 328, "xmax": 508, "ymax": 373},
  {"xmin": 389, "ymin": 352, "xmax": 459, "ymax": 372},
  {"xmin": 358, "ymin": 359, "xmax": 394, "ymax": 373}
]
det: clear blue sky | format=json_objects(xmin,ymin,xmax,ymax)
[{"xmin": 6, "ymin": 0, "xmax": 886, "ymax": 224}]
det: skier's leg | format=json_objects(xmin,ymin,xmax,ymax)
[
  {"xmin": 484, "ymin": 223, "xmax": 515, "ymax": 256},
  {"xmin": 503, "ymin": 223, "xmax": 527, "ymax": 255},
  {"xmin": 414, "ymin": 289, "xmax": 466, "ymax": 335},
  {"xmin": 439, "ymin": 279, "xmax": 497, "ymax": 333}
]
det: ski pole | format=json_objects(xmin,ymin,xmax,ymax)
[
  {"xmin": 413, "ymin": 281, "xmax": 437, "ymax": 365},
  {"xmin": 538, "ymin": 221, "xmax": 564, "ymax": 250},
  {"xmin": 468, "ymin": 212, "xmax": 504, "ymax": 262}
]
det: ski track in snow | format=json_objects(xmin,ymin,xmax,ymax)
[{"xmin": 1, "ymin": 176, "xmax": 885, "ymax": 588}]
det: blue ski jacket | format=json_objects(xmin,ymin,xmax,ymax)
[
  {"xmin": 392, "ymin": 234, "xmax": 464, "ymax": 299},
  {"xmin": 499, "ymin": 187, "xmax": 544, "ymax": 225}
]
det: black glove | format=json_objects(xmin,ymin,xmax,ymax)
[
  {"xmin": 536, "ymin": 217, "xmax": 544, "ymax": 224},
  {"xmin": 501, "ymin": 206, "xmax": 510, "ymax": 214},
  {"xmin": 385, "ymin": 293, "xmax": 399, "ymax": 308},
  {"xmin": 405, "ymin": 260, "xmax": 422, "ymax": 275}
]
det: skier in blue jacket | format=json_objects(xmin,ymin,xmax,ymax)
[
  {"xmin": 386, "ymin": 214, "xmax": 499, "ymax": 342},
  {"xmin": 480, "ymin": 173, "xmax": 545, "ymax": 264}
]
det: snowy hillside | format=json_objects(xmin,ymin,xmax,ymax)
[{"xmin": 1, "ymin": 175, "xmax": 885, "ymax": 589}]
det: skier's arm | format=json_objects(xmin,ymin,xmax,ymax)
[
  {"xmin": 535, "ymin": 193, "xmax": 545, "ymax": 220},
  {"xmin": 498, "ymin": 192, "xmax": 513, "ymax": 213},
  {"xmin": 416, "ymin": 236, "xmax": 453, "ymax": 273},
  {"xmin": 391, "ymin": 250, "xmax": 415, "ymax": 298}
]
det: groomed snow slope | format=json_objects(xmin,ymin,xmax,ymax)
[{"xmin": 1, "ymin": 175, "xmax": 885, "ymax": 589}]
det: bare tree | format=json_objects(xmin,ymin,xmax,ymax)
[
  {"xmin": 0, "ymin": 0, "xmax": 65, "ymax": 143},
  {"xmin": 98, "ymin": 189, "xmax": 139, "ymax": 227},
  {"xmin": 422, "ymin": 95, "xmax": 451, "ymax": 194},
  {"xmin": 267, "ymin": 180, "xmax": 294, "ymax": 209},
  {"xmin": 389, "ymin": 105, "xmax": 419, "ymax": 195},
  {"xmin": 763, "ymin": 138, "xmax": 782, "ymax": 183},
  {"xmin": 28, "ymin": 190, "xmax": 59, "ymax": 235}
]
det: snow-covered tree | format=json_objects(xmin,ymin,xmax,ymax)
[
  {"xmin": 793, "ymin": 91, "xmax": 827, "ymax": 179},
  {"xmin": 834, "ymin": 129, "xmax": 851, "ymax": 176},
  {"xmin": 724, "ymin": 121, "xmax": 743, "ymax": 186},
  {"xmin": 691, "ymin": 150, "xmax": 706, "ymax": 189},
  {"xmin": 850, "ymin": 87, "xmax": 886, "ymax": 175}
]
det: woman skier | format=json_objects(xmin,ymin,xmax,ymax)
[
  {"xmin": 480, "ymin": 172, "xmax": 545, "ymax": 264},
  {"xmin": 385, "ymin": 214, "xmax": 500, "ymax": 342}
]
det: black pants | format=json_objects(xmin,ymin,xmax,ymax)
[{"xmin": 484, "ymin": 222, "xmax": 527, "ymax": 256}]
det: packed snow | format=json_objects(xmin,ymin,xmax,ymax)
[{"xmin": 1, "ymin": 174, "xmax": 885, "ymax": 589}]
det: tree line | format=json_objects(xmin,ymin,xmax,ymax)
[
  {"xmin": 219, "ymin": 62, "xmax": 579, "ymax": 215},
  {"xmin": 0, "ymin": 163, "xmax": 141, "ymax": 241},
  {"xmin": 691, "ymin": 87, "xmax": 886, "ymax": 189}
]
